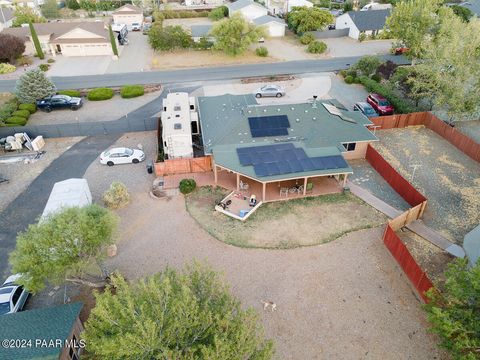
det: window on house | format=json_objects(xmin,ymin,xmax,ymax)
[
  {"xmin": 191, "ymin": 121, "xmax": 198, "ymax": 134},
  {"xmin": 174, "ymin": 105, "xmax": 181, "ymax": 111},
  {"xmin": 174, "ymin": 123, "xmax": 182, "ymax": 130},
  {"xmin": 343, "ymin": 142, "xmax": 356, "ymax": 151},
  {"xmin": 190, "ymin": 104, "xmax": 195, "ymax": 110}
]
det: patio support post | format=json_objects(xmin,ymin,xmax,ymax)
[
  {"xmin": 262, "ymin": 182, "xmax": 266, "ymax": 201},
  {"xmin": 236, "ymin": 173, "xmax": 240, "ymax": 191},
  {"xmin": 303, "ymin": 177, "xmax": 308, "ymax": 195},
  {"xmin": 214, "ymin": 165, "xmax": 218, "ymax": 184},
  {"xmin": 343, "ymin": 173, "xmax": 348, "ymax": 188}
]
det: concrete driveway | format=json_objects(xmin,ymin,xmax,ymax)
[
  {"xmin": 322, "ymin": 38, "xmax": 393, "ymax": 58},
  {"xmin": 48, "ymin": 56, "xmax": 112, "ymax": 77},
  {"xmin": 106, "ymin": 32, "xmax": 153, "ymax": 73}
]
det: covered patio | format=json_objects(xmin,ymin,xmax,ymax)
[{"xmin": 214, "ymin": 164, "xmax": 349, "ymax": 203}]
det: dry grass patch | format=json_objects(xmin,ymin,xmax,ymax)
[{"xmin": 186, "ymin": 186, "xmax": 386, "ymax": 249}]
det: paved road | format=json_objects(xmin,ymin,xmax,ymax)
[
  {"xmin": 0, "ymin": 134, "xmax": 121, "ymax": 278},
  {"xmin": 0, "ymin": 55, "xmax": 409, "ymax": 91}
]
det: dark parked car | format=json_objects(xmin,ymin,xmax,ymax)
[
  {"xmin": 353, "ymin": 102, "xmax": 378, "ymax": 117},
  {"xmin": 36, "ymin": 95, "xmax": 83, "ymax": 112},
  {"xmin": 366, "ymin": 93, "xmax": 394, "ymax": 116}
]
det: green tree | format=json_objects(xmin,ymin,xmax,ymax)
[
  {"xmin": 15, "ymin": 68, "xmax": 55, "ymax": 103},
  {"xmin": 408, "ymin": 8, "xmax": 480, "ymax": 121},
  {"xmin": 12, "ymin": 6, "xmax": 47, "ymax": 27},
  {"xmin": 41, "ymin": 0, "xmax": 59, "ymax": 19},
  {"xmin": 450, "ymin": 4, "xmax": 473, "ymax": 22},
  {"xmin": 66, "ymin": 0, "xmax": 80, "ymax": 10},
  {"xmin": 83, "ymin": 263, "xmax": 274, "ymax": 359},
  {"xmin": 209, "ymin": 5, "xmax": 228, "ymax": 20},
  {"xmin": 109, "ymin": 24, "xmax": 118, "ymax": 56},
  {"xmin": 355, "ymin": 55, "xmax": 383, "ymax": 77},
  {"xmin": 148, "ymin": 25, "xmax": 192, "ymax": 51},
  {"xmin": 385, "ymin": 0, "xmax": 443, "ymax": 59},
  {"xmin": 210, "ymin": 14, "xmax": 266, "ymax": 56},
  {"xmin": 424, "ymin": 258, "xmax": 480, "ymax": 360},
  {"xmin": 29, "ymin": 22, "xmax": 44, "ymax": 59},
  {"xmin": 287, "ymin": 6, "xmax": 334, "ymax": 34},
  {"xmin": 9, "ymin": 205, "xmax": 118, "ymax": 293}
]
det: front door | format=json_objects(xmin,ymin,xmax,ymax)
[{"xmin": 56, "ymin": 44, "xmax": 62, "ymax": 53}]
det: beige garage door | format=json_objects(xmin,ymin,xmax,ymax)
[{"xmin": 61, "ymin": 44, "xmax": 111, "ymax": 57}]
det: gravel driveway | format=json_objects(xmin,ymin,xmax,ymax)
[{"xmin": 27, "ymin": 91, "xmax": 161, "ymax": 125}]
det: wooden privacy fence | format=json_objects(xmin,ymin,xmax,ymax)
[
  {"xmin": 383, "ymin": 225, "xmax": 434, "ymax": 303},
  {"xmin": 365, "ymin": 144, "xmax": 427, "ymax": 208},
  {"xmin": 389, "ymin": 203, "xmax": 426, "ymax": 231},
  {"xmin": 369, "ymin": 112, "xmax": 480, "ymax": 162},
  {"xmin": 155, "ymin": 156, "xmax": 212, "ymax": 176}
]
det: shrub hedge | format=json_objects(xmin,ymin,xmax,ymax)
[
  {"xmin": 179, "ymin": 179, "xmax": 196, "ymax": 194},
  {"xmin": 307, "ymin": 41, "xmax": 327, "ymax": 54},
  {"xmin": 58, "ymin": 89, "xmax": 81, "ymax": 97},
  {"xmin": 12, "ymin": 109, "xmax": 30, "ymax": 119},
  {"xmin": 0, "ymin": 63, "xmax": 16, "ymax": 74},
  {"xmin": 255, "ymin": 46, "xmax": 268, "ymax": 57},
  {"xmin": 159, "ymin": 10, "xmax": 210, "ymax": 19},
  {"xmin": 38, "ymin": 64, "xmax": 49, "ymax": 72},
  {"xmin": 344, "ymin": 75, "xmax": 354, "ymax": 84},
  {"xmin": 300, "ymin": 33, "xmax": 315, "ymax": 45},
  {"xmin": 18, "ymin": 103, "xmax": 37, "ymax": 113},
  {"xmin": 87, "ymin": 88, "xmax": 114, "ymax": 101},
  {"xmin": 103, "ymin": 181, "xmax": 130, "ymax": 209},
  {"xmin": 5, "ymin": 116, "xmax": 27, "ymax": 125},
  {"xmin": 357, "ymin": 75, "xmax": 415, "ymax": 114},
  {"xmin": 120, "ymin": 85, "xmax": 144, "ymax": 99}
]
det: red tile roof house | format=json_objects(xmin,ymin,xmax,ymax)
[{"xmin": 1, "ymin": 22, "xmax": 117, "ymax": 57}]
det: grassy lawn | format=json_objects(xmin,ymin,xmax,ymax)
[{"xmin": 185, "ymin": 186, "xmax": 386, "ymax": 249}]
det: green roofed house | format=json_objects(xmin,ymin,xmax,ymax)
[
  {"xmin": 0, "ymin": 302, "xmax": 84, "ymax": 360},
  {"xmin": 197, "ymin": 94, "xmax": 378, "ymax": 216}
]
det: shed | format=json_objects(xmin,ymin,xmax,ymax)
[
  {"xmin": 41, "ymin": 178, "xmax": 92, "ymax": 219},
  {"xmin": 253, "ymin": 15, "xmax": 286, "ymax": 37},
  {"xmin": 0, "ymin": 303, "xmax": 84, "ymax": 360}
]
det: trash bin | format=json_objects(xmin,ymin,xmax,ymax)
[{"xmin": 146, "ymin": 160, "xmax": 153, "ymax": 174}]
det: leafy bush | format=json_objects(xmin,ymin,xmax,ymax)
[
  {"xmin": 12, "ymin": 109, "xmax": 30, "ymax": 119},
  {"xmin": 195, "ymin": 36, "xmax": 213, "ymax": 50},
  {"xmin": 344, "ymin": 75, "xmax": 354, "ymax": 84},
  {"xmin": 103, "ymin": 181, "xmax": 130, "ymax": 209},
  {"xmin": 0, "ymin": 34, "xmax": 25, "ymax": 63},
  {"xmin": 0, "ymin": 99, "xmax": 18, "ymax": 123},
  {"xmin": 47, "ymin": 58, "xmax": 55, "ymax": 63},
  {"xmin": 255, "ymin": 46, "xmax": 268, "ymax": 57},
  {"xmin": 87, "ymin": 88, "xmax": 114, "ymax": 101},
  {"xmin": 307, "ymin": 40, "xmax": 327, "ymax": 54},
  {"xmin": 370, "ymin": 74, "xmax": 381, "ymax": 82},
  {"xmin": 358, "ymin": 33, "xmax": 367, "ymax": 42},
  {"xmin": 5, "ymin": 116, "xmax": 27, "ymax": 125},
  {"xmin": 18, "ymin": 103, "xmax": 36, "ymax": 114},
  {"xmin": 355, "ymin": 55, "xmax": 383, "ymax": 77},
  {"xmin": 357, "ymin": 75, "xmax": 415, "ymax": 114},
  {"xmin": 38, "ymin": 63, "xmax": 49, "ymax": 71},
  {"xmin": 209, "ymin": 5, "xmax": 227, "ymax": 20},
  {"xmin": 287, "ymin": 7, "xmax": 334, "ymax": 34},
  {"xmin": 159, "ymin": 10, "xmax": 210, "ymax": 19},
  {"xmin": 17, "ymin": 56, "xmax": 33, "ymax": 66},
  {"xmin": 148, "ymin": 25, "xmax": 192, "ymax": 51},
  {"xmin": 179, "ymin": 179, "xmax": 196, "ymax": 194},
  {"xmin": 0, "ymin": 63, "xmax": 16, "ymax": 74},
  {"xmin": 300, "ymin": 33, "xmax": 315, "ymax": 45},
  {"xmin": 120, "ymin": 85, "xmax": 144, "ymax": 99},
  {"xmin": 58, "ymin": 89, "xmax": 81, "ymax": 97},
  {"xmin": 376, "ymin": 60, "xmax": 397, "ymax": 80},
  {"xmin": 339, "ymin": 69, "xmax": 347, "ymax": 78}
]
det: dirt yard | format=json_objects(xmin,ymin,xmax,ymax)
[
  {"xmin": 102, "ymin": 191, "xmax": 446, "ymax": 360},
  {"xmin": 186, "ymin": 186, "xmax": 386, "ymax": 248},
  {"xmin": 455, "ymin": 120, "xmax": 480, "ymax": 144},
  {"xmin": 374, "ymin": 126, "xmax": 480, "ymax": 244},
  {"xmin": 0, "ymin": 137, "xmax": 84, "ymax": 212}
]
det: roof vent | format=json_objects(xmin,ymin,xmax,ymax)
[
  {"xmin": 263, "ymin": 109, "xmax": 267, "ymax": 112},
  {"xmin": 312, "ymin": 117, "xmax": 317, "ymax": 121},
  {"xmin": 312, "ymin": 95, "xmax": 318, "ymax": 108},
  {"xmin": 296, "ymin": 118, "xmax": 300, "ymax": 122},
  {"xmin": 304, "ymin": 110, "xmax": 308, "ymax": 113},
  {"xmin": 277, "ymin": 108, "xmax": 281, "ymax": 112},
  {"xmin": 290, "ymin": 107, "xmax": 295, "ymax": 110}
]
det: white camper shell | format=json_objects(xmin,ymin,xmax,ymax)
[{"xmin": 41, "ymin": 178, "xmax": 92, "ymax": 219}]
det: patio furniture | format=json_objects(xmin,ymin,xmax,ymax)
[
  {"xmin": 280, "ymin": 187, "xmax": 289, "ymax": 197},
  {"xmin": 249, "ymin": 194, "xmax": 257, "ymax": 207},
  {"xmin": 289, "ymin": 185, "xmax": 302, "ymax": 194},
  {"xmin": 239, "ymin": 209, "xmax": 249, "ymax": 217},
  {"xmin": 306, "ymin": 182, "xmax": 313, "ymax": 193},
  {"xmin": 239, "ymin": 180, "xmax": 249, "ymax": 192}
]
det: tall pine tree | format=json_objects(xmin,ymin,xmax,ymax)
[
  {"xmin": 29, "ymin": 22, "xmax": 44, "ymax": 59},
  {"xmin": 15, "ymin": 69, "xmax": 56, "ymax": 103},
  {"xmin": 108, "ymin": 25, "xmax": 118, "ymax": 56}
]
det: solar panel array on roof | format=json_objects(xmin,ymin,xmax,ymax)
[
  {"xmin": 236, "ymin": 143, "xmax": 349, "ymax": 177},
  {"xmin": 248, "ymin": 115, "xmax": 290, "ymax": 138}
]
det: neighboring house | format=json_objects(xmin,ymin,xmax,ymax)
[
  {"xmin": 265, "ymin": 0, "xmax": 313, "ymax": 16},
  {"xmin": 360, "ymin": 2, "xmax": 392, "ymax": 11},
  {"xmin": 8, "ymin": 0, "xmax": 45, "ymax": 9},
  {"xmin": 198, "ymin": 94, "xmax": 378, "ymax": 202},
  {"xmin": 335, "ymin": 9, "xmax": 391, "ymax": 39},
  {"xmin": 447, "ymin": 0, "xmax": 480, "ymax": 16},
  {"xmin": 0, "ymin": 7, "xmax": 14, "ymax": 32},
  {"xmin": 185, "ymin": 0, "xmax": 224, "ymax": 6},
  {"xmin": 190, "ymin": 24, "xmax": 213, "ymax": 42},
  {"xmin": 227, "ymin": 0, "xmax": 268, "ymax": 21},
  {"xmin": 0, "ymin": 303, "xmax": 84, "ymax": 360},
  {"xmin": 253, "ymin": 15, "xmax": 286, "ymax": 37},
  {"xmin": 112, "ymin": 4, "xmax": 143, "ymax": 30},
  {"xmin": 2, "ymin": 22, "xmax": 117, "ymax": 57}
]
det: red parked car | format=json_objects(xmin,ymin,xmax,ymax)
[{"xmin": 367, "ymin": 93, "xmax": 394, "ymax": 116}]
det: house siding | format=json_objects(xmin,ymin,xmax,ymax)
[
  {"xmin": 112, "ymin": 13, "xmax": 144, "ymax": 29},
  {"xmin": 59, "ymin": 317, "xmax": 84, "ymax": 360},
  {"xmin": 341, "ymin": 141, "xmax": 369, "ymax": 160}
]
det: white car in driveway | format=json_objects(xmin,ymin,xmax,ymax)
[
  {"xmin": 254, "ymin": 85, "xmax": 286, "ymax": 98},
  {"xmin": 100, "ymin": 147, "xmax": 145, "ymax": 166},
  {"xmin": 0, "ymin": 274, "xmax": 29, "ymax": 315}
]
